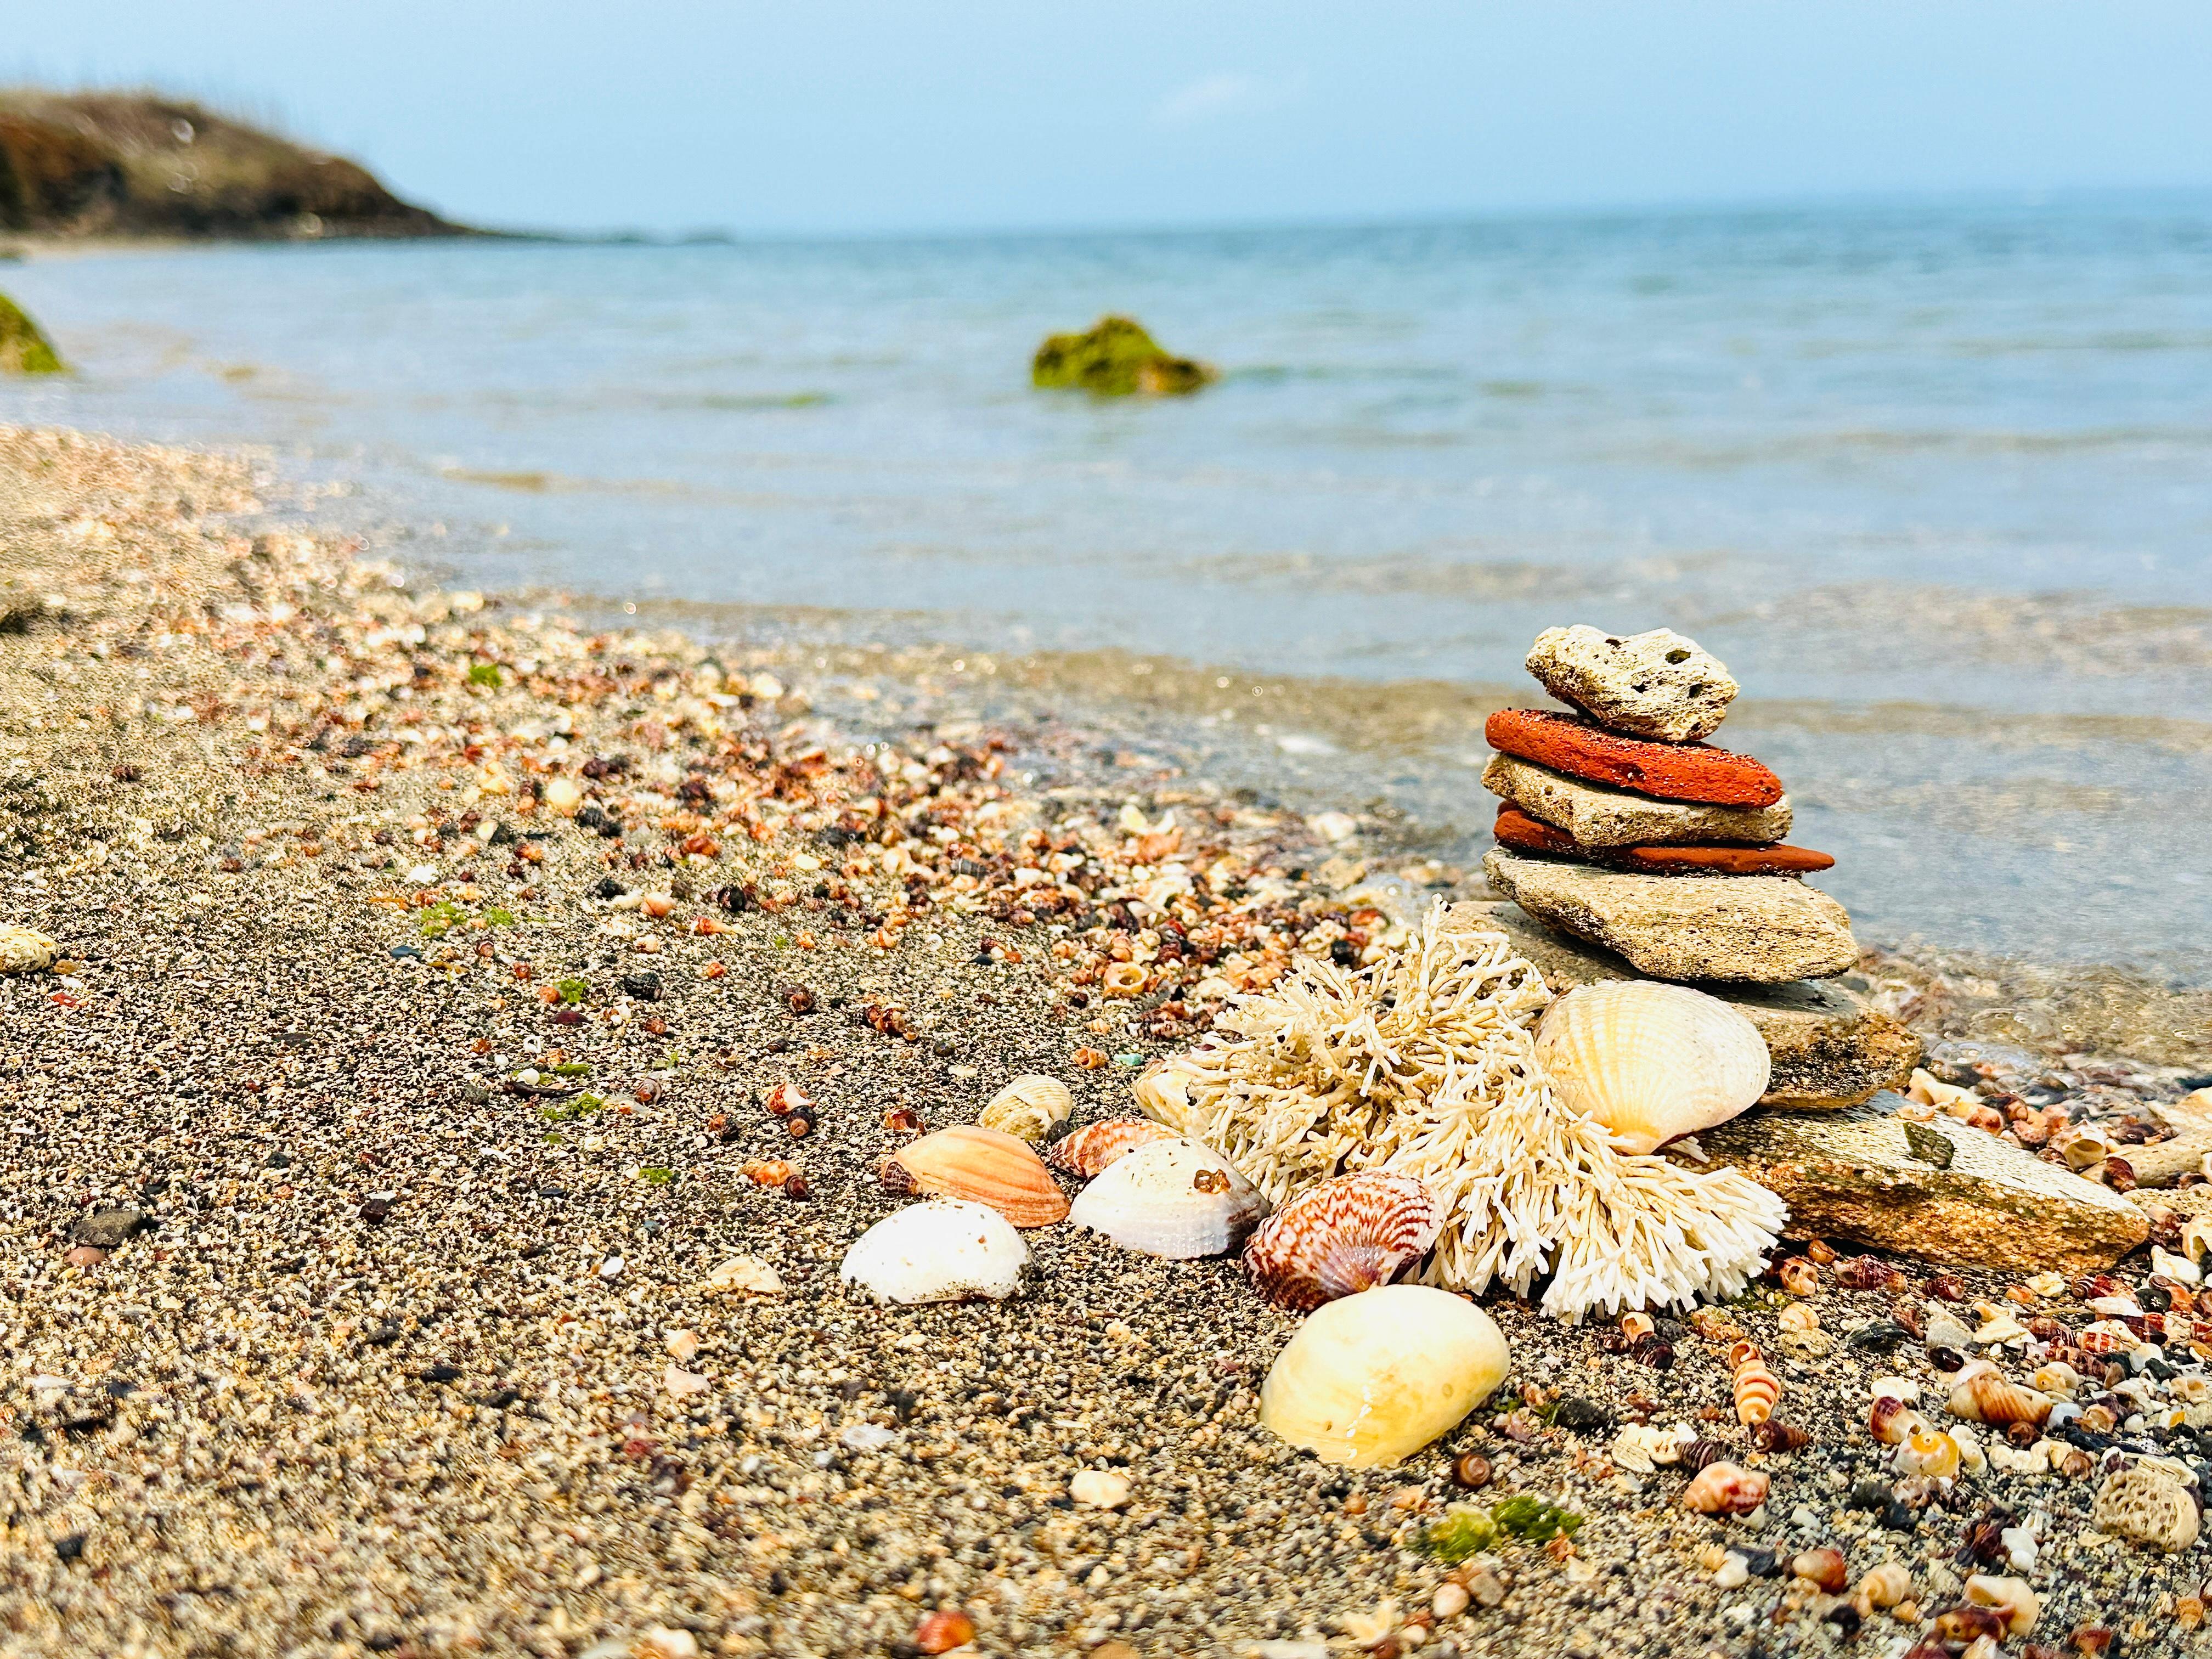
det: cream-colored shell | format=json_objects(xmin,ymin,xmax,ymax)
[
  {"xmin": 1533, "ymin": 980, "xmax": 1770, "ymax": 1154},
  {"xmin": 1066, "ymin": 1137, "xmax": 1270, "ymax": 1258},
  {"xmin": 978, "ymin": 1074, "xmax": 1074, "ymax": 1142},
  {"xmin": 1131, "ymin": 1057, "xmax": 1204, "ymax": 1136},
  {"xmin": 0, "ymin": 924, "xmax": 57, "ymax": 974},
  {"xmin": 839, "ymin": 1199, "xmax": 1029, "ymax": 1305},
  {"xmin": 1258, "ymin": 1284, "xmax": 1509, "ymax": 1469}
]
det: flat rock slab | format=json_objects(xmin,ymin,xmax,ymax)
[
  {"xmin": 1492, "ymin": 806, "xmax": 1834, "ymax": 876},
  {"xmin": 1686, "ymin": 1098, "xmax": 2148, "ymax": 1274},
  {"xmin": 1483, "ymin": 849, "xmax": 1857, "ymax": 984},
  {"xmin": 1525, "ymin": 624, "xmax": 1738, "ymax": 743},
  {"xmin": 1460, "ymin": 900, "xmax": 1918, "ymax": 1108},
  {"xmin": 1486, "ymin": 709, "xmax": 1784, "ymax": 806},
  {"xmin": 1483, "ymin": 752, "xmax": 1794, "ymax": 848}
]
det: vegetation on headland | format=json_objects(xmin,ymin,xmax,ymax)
[
  {"xmin": 0, "ymin": 292, "xmax": 61, "ymax": 373},
  {"xmin": 0, "ymin": 89, "xmax": 469, "ymax": 240},
  {"xmin": 1032, "ymin": 314, "xmax": 1216, "ymax": 396}
]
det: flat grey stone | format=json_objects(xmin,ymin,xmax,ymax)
[
  {"xmin": 1482, "ymin": 753, "xmax": 1792, "ymax": 848},
  {"xmin": 1461, "ymin": 900, "xmax": 1917, "ymax": 1108},
  {"xmin": 1524, "ymin": 624, "xmax": 1739, "ymax": 743},
  {"xmin": 1483, "ymin": 849, "xmax": 1857, "ymax": 984},
  {"xmin": 1685, "ymin": 1097, "xmax": 2149, "ymax": 1273},
  {"xmin": 70, "ymin": 1207, "xmax": 146, "ymax": 1249}
]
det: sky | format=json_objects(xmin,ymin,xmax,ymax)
[{"xmin": 13, "ymin": 2, "xmax": 2212, "ymax": 236}]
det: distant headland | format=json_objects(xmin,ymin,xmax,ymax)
[{"xmin": 0, "ymin": 90, "xmax": 473, "ymax": 240}]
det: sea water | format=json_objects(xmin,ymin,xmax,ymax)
[{"xmin": 6, "ymin": 196, "xmax": 2211, "ymax": 987}]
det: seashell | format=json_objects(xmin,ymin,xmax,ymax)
[
  {"xmin": 1870, "ymin": 1397, "xmax": 1926, "ymax": 1446},
  {"xmin": 0, "ymin": 924, "xmax": 57, "ymax": 974},
  {"xmin": 1835, "ymin": 1255, "xmax": 1907, "ymax": 1292},
  {"xmin": 1962, "ymin": 1575, "xmax": 2040, "ymax": 1637},
  {"xmin": 1099, "ymin": 962, "xmax": 1148, "ymax": 997},
  {"xmin": 1859, "ymin": 1561, "xmax": 1912, "ymax": 1611},
  {"xmin": 1750, "ymin": 1419, "xmax": 1810, "ymax": 1454},
  {"xmin": 1046, "ymin": 1116, "xmax": 1175, "ymax": 1177},
  {"xmin": 1256, "ymin": 1283, "xmax": 1509, "ymax": 1469},
  {"xmin": 1776, "ymin": 1257, "xmax": 1818, "ymax": 1296},
  {"xmin": 1069, "ymin": 1137, "xmax": 1269, "ymax": 1257},
  {"xmin": 2091, "ymin": 1466, "xmax": 2202, "ymax": 1552},
  {"xmin": 1777, "ymin": 1302, "xmax": 1820, "ymax": 1333},
  {"xmin": 1921, "ymin": 1270, "xmax": 1966, "ymax": 1300},
  {"xmin": 1678, "ymin": 1436, "xmax": 1728, "ymax": 1471},
  {"xmin": 978, "ymin": 1074, "xmax": 1074, "ymax": 1143},
  {"xmin": 1893, "ymin": 1424, "xmax": 1962, "ymax": 1479},
  {"xmin": 1792, "ymin": 1547, "xmax": 1848, "ymax": 1593},
  {"xmin": 1531, "ymin": 981, "xmax": 1770, "ymax": 1155},
  {"xmin": 2151, "ymin": 1247, "xmax": 2203, "ymax": 1287},
  {"xmin": 1131, "ymin": 1056, "xmax": 1204, "ymax": 1135},
  {"xmin": 2183, "ymin": 1217, "xmax": 2212, "ymax": 1265},
  {"xmin": 2089, "ymin": 1294, "xmax": 2145, "ymax": 1319},
  {"xmin": 1945, "ymin": 1361, "xmax": 2052, "ymax": 1427},
  {"xmin": 1068, "ymin": 1468, "xmax": 1131, "ymax": 1509},
  {"xmin": 1682, "ymin": 1462, "xmax": 1768, "ymax": 1515},
  {"xmin": 2070, "ymin": 1271, "xmax": 2125, "ymax": 1302},
  {"xmin": 879, "ymin": 1125, "xmax": 1069, "ymax": 1227},
  {"xmin": 1733, "ymin": 1347, "xmax": 1780, "ymax": 1426},
  {"xmin": 1620, "ymin": 1311, "xmax": 1655, "ymax": 1342},
  {"xmin": 1451, "ymin": 1452, "xmax": 1493, "ymax": 1488},
  {"xmin": 1868, "ymin": 1375, "xmax": 1921, "ymax": 1403},
  {"xmin": 1608, "ymin": 1424, "xmax": 1676, "ymax": 1474},
  {"xmin": 1931, "ymin": 1608, "xmax": 2009, "ymax": 1648},
  {"xmin": 2028, "ymin": 1362, "xmax": 2081, "ymax": 1398},
  {"xmin": 838, "ymin": 1199, "xmax": 1029, "ymax": 1305},
  {"xmin": 1242, "ymin": 1171, "xmax": 1441, "ymax": 1312},
  {"xmin": 913, "ymin": 1610, "xmax": 976, "ymax": 1656}
]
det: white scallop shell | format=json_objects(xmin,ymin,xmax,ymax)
[
  {"xmin": 1533, "ymin": 980, "xmax": 1770, "ymax": 1154},
  {"xmin": 838, "ymin": 1199, "xmax": 1029, "ymax": 1305},
  {"xmin": 1066, "ymin": 1137, "xmax": 1271, "ymax": 1259},
  {"xmin": 1257, "ymin": 1284, "xmax": 1510, "ymax": 1469},
  {"xmin": 0, "ymin": 924, "xmax": 57, "ymax": 974},
  {"xmin": 978, "ymin": 1074, "xmax": 1074, "ymax": 1142}
]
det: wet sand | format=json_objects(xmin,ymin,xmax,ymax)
[{"xmin": 3, "ymin": 426, "xmax": 2210, "ymax": 1659}]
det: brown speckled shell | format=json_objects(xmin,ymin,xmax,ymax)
[
  {"xmin": 1045, "ymin": 1117, "xmax": 1176, "ymax": 1177},
  {"xmin": 1682, "ymin": 1461, "xmax": 1768, "ymax": 1515},
  {"xmin": 1835, "ymin": 1255, "xmax": 1906, "ymax": 1292},
  {"xmin": 1240, "ymin": 1172, "xmax": 1441, "ymax": 1313}
]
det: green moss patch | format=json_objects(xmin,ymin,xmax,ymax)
[
  {"xmin": 0, "ymin": 294, "xmax": 62, "ymax": 375},
  {"xmin": 1031, "ymin": 315, "xmax": 1215, "ymax": 397}
]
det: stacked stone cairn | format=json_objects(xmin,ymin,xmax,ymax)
[{"xmin": 1481, "ymin": 624, "xmax": 1858, "ymax": 986}]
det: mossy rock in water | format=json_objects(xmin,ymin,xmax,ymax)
[
  {"xmin": 1031, "ymin": 315, "xmax": 1214, "ymax": 397},
  {"xmin": 0, "ymin": 293, "xmax": 62, "ymax": 374}
]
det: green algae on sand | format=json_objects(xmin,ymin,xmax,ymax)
[
  {"xmin": 0, "ymin": 293, "xmax": 62, "ymax": 374},
  {"xmin": 1031, "ymin": 314, "xmax": 1215, "ymax": 396}
]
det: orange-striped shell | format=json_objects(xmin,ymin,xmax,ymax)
[
  {"xmin": 1046, "ymin": 1118, "xmax": 1176, "ymax": 1178},
  {"xmin": 1683, "ymin": 1462, "xmax": 1768, "ymax": 1515},
  {"xmin": 1894, "ymin": 1424, "xmax": 1962, "ymax": 1479},
  {"xmin": 1869, "ymin": 1396, "xmax": 1923, "ymax": 1446},
  {"xmin": 879, "ymin": 1125, "xmax": 1070, "ymax": 1227},
  {"xmin": 1733, "ymin": 1347, "xmax": 1780, "ymax": 1426},
  {"xmin": 1241, "ymin": 1172, "xmax": 1441, "ymax": 1312}
]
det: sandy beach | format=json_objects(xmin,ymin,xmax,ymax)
[{"xmin": 5, "ymin": 425, "xmax": 2212, "ymax": 1659}]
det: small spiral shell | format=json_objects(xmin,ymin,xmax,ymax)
[
  {"xmin": 1678, "ymin": 1436, "xmax": 1729, "ymax": 1472},
  {"xmin": 1682, "ymin": 1461, "xmax": 1768, "ymax": 1515},
  {"xmin": 1045, "ymin": 1117, "xmax": 1175, "ymax": 1177},
  {"xmin": 1835, "ymin": 1255, "xmax": 1907, "ymax": 1292},
  {"xmin": 1869, "ymin": 1396, "xmax": 1925, "ymax": 1446},
  {"xmin": 1776, "ymin": 1257, "xmax": 1818, "ymax": 1296},
  {"xmin": 1750, "ymin": 1419, "xmax": 1810, "ymax": 1454},
  {"xmin": 1945, "ymin": 1361, "xmax": 2052, "ymax": 1428},
  {"xmin": 1733, "ymin": 1349, "xmax": 1781, "ymax": 1426},
  {"xmin": 1893, "ymin": 1424, "xmax": 1962, "ymax": 1479}
]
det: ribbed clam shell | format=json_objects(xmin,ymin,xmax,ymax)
[
  {"xmin": 1242, "ymin": 1172, "xmax": 1441, "ymax": 1312},
  {"xmin": 0, "ymin": 924, "xmax": 57, "ymax": 974},
  {"xmin": 1066, "ymin": 1137, "xmax": 1271, "ymax": 1259},
  {"xmin": 1256, "ymin": 1284, "xmax": 1509, "ymax": 1469},
  {"xmin": 1046, "ymin": 1117, "xmax": 1176, "ymax": 1178},
  {"xmin": 1532, "ymin": 980, "xmax": 1770, "ymax": 1155},
  {"xmin": 879, "ymin": 1125, "xmax": 1069, "ymax": 1228},
  {"xmin": 839, "ymin": 1199, "xmax": 1029, "ymax": 1305},
  {"xmin": 977, "ymin": 1075, "xmax": 1074, "ymax": 1143}
]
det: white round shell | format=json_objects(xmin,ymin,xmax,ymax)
[
  {"xmin": 978, "ymin": 1074, "xmax": 1074, "ymax": 1142},
  {"xmin": 1067, "ymin": 1136, "xmax": 1271, "ymax": 1259},
  {"xmin": 1533, "ymin": 980, "xmax": 1770, "ymax": 1154},
  {"xmin": 839, "ymin": 1199, "xmax": 1029, "ymax": 1305}
]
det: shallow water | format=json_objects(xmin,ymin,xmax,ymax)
[{"xmin": 7, "ymin": 198, "xmax": 2211, "ymax": 985}]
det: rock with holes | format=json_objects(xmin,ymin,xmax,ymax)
[{"xmin": 1525, "ymin": 625, "xmax": 1740, "ymax": 743}]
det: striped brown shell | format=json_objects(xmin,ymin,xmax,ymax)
[
  {"xmin": 1835, "ymin": 1255, "xmax": 1907, "ymax": 1292},
  {"xmin": 1046, "ymin": 1117, "xmax": 1176, "ymax": 1178},
  {"xmin": 1240, "ymin": 1172, "xmax": 1441, "ymax": 1313}
]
